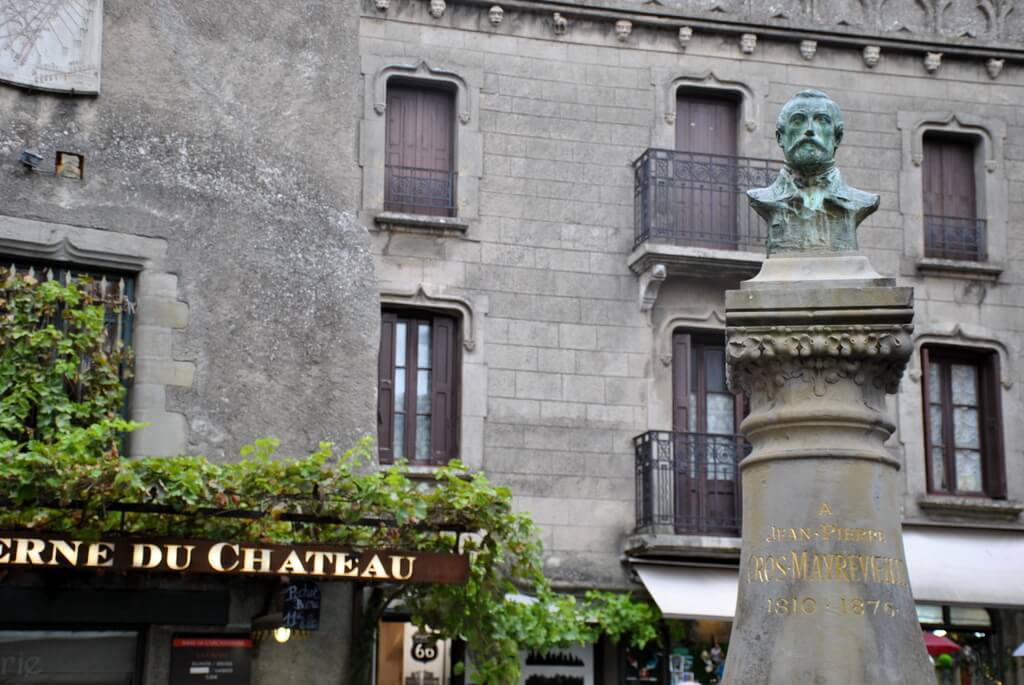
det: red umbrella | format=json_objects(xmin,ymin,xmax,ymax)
[{"xmin": 923, "ymin": 632, "xmax": 962, "ymax": 656}]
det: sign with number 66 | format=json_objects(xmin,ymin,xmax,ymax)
[{"xmin": 411, "ymin": 635, "xmax": 439, "ymax": 663}]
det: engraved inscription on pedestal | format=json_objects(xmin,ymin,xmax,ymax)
[{"xmin": 0, "ymin": 0, "xmax": 103, "ymax": 93}]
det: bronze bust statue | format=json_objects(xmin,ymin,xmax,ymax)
[{"xmin": 748, "ymin": 89, "xmax": 879, "ymax": 255}]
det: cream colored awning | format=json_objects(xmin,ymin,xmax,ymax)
[
  {"xmin": 634, "ymin": 526, "xmax": 1024, "ymax": 619},
  {"xmin": 634, "ymin": 564, "xmax": 738, "ymax": 621},
  {"xmin": 902, "ymin": 526, "xmax": 1024, "ymax": 608}
]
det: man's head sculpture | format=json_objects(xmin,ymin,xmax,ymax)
[{"xmin": 775, "ymin": 90, "xmax": 844, "ymax": 174}]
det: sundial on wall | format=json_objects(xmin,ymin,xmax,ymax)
[{"xmin": 0, "ymin": 0, "xmax": 103, "ymax": 93}]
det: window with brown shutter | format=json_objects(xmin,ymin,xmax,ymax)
[
  {"xmin": 377, "ymin": 309, "xmax": 460, "ymax": 465},
  {"xmin": 922, "ymin": 134, "xmax": 985, "ymax": 261},
  {"xmin": 384, "ymin": 81, "xmax": 456, "ymax": 217},
  {"xmin": 920, "ymin": 346, "xmax": 1005, "ymax": 498}
]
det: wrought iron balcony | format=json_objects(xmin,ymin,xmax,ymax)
[
  {"xmin": 634, "ymin": 430, "xmax": 749, "ymax": 537},
  {"xmin": 384, "ymin": 164, "xmax": 457, "ymax": 217},
  {"xmin": 924, "ymin": 215, "xmax": 987, "ymax": 262},
  {"xmin": 633, "ymin": 149, "xmax": 779, "ymax": 252}
]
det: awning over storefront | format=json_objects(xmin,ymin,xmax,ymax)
[
  {"xmin": 634, "ymin": 526, "xmax": 1024, "ymax": 619},
  {"xmin": 902, "ymin": 526, "xmax": 1024, "ymax": 608},
  {"xmin": 633, "ymin": 564, "xmax": 738, "ymax": 621}
]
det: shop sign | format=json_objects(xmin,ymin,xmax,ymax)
[
  {"xmin": 169, "ymin": 636, "xmax": 251, "ymax": 685},
  {"xmin": 282, "ymin": 581, "xmax": 321, "ymax": 631},
  {"xmin": 0, "ymin": 533, "xmax": 469, "ymax": 584}
]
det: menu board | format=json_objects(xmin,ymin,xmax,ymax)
[{"xmin": 169, "ymin": 636, "xmax": 252, "ymax": 685}]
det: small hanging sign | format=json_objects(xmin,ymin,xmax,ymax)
[{"xmin": 282, "ymin": 581, "xmax": 321, "ymax": 631}]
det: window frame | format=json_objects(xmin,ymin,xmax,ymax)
[
  {"xmin": 383, "ymin": 79, "xmax": 458, "ymax": 218},
  {"xmin": 920, "ymin": 345, "xmax": 1006, "ymax": 499},
  {"xmin": 378, "ymin": 308, "xmax": 461, "ymax": 466},
  {"xmin": 921, "ymin": 132, "xmax": 984, "ymax": 261}
]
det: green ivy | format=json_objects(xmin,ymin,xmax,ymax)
[{"xmin": 0, "ymin": 271, "xmax": 660, "ymax": 685}]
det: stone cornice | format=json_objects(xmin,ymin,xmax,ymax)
[{"xmin": 446, "ymin": 0, "xmax": 1024, "ymax": 57}]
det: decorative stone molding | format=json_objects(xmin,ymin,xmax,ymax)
[
  {"xmin": 799, "ymin": 39, "xmax": 817, "ymax": 60},
  {"xmin": 552, "ymin": 12, "xmax": 568, "ymax": 35},
  {"xmin": 488, "ymin": 5, "xmax": 503, "ymax": 25},
  {"xmin": 895, "ymin": 110, "xmax": 1007, "ymax": 279},
  {"xmin": 638, "ymin": 262, "xmax": 666, "ymax": 311},
  {"xmin": 913, "ymin": 326, "xmax": 1014, "ymax": 389},
  {"xmin": 371, "ymin": 59, "xmax": 471, "ymax": 124},
  {"xmin": 739, "ymin": 33, "xmax": 757, "ymax": 54},
  {"xmin": 727, "ymin": 324, "xmax": 914, "ymax": 399},
  {"xmin": 380, "ymin": 285, "xmax": 478, "ymax": 352},
  {"xmin": 917, "ymin": 495, "xmax": 1022, "ymax": 522},
  {"xmin": 862, "ymin": 44, "xmax": 881, "ymax": 67},
  {"xmin": 614, "ymin": 19, "xmax": 632, "ymax": 41},
  {"xmin": 923, "ymin": 51, "xmax": 943, "ymax": 73},
  {"xmin": 0, "ymin": 215, "xmax": 191, "ymax": 457},
  {"xmin": 677, "ymin": 26, "xmax": 693, "ymax": 49},
  {"xmin": 986, "ymin": 57, "xmax": 1005, "ymax": 78},
  {"xmin": 652, "ymin": 70, "xmax": 766, "ymax": 152},
  {"xmin": 359, "ymin": 54, "xmax": 484, "ymax": 229}
]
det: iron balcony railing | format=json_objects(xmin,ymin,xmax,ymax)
[
  {"xmin": 633, "ymin": 149, "xmax": 780, "ymax": 251},
  {"xmin": 924, "ymin": 214, "xmax": 987, "ymax": 262},
  {"xmin": 384, "ymin": 164, "xmax": 457, "ymax": 217},
  {"xmin": 634, "ymin": 430, "xmax": 750, "ymax": 537}
]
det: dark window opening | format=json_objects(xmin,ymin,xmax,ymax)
[
  {"xmin": 921, "ymin": 346, "xmax": 1005, "ymax": 498},
  {"xmin": 384, "ymin": 81, "xmax": 457, "ymax": 217},
  {"xmin": 922, "ymin": 134, "xmax": 985, "ymax": 261},
  {"xmin": 377, "ymin": 309, "xmax": 460, "ymax": 465}
]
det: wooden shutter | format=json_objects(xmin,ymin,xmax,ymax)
[
  {"xmin": 385, "ymin": 84, "xmax": 455, "ymax": 216},
  {"xmin": 430, "ymin": 315, "xmax": 458, "ymax": 464},
  {"xmin": 672, "ymin": 332, "xmax": 692, "ymax": 433},
  {"xmin": 676, "ymin": 93, "xmax": 738, "ymax": 156},
  {"xmin": 981, "ymin": 352, "xmax": 1007, "ymax": 499},
  {"xmin": 919, "ymin": 347, "xmax": 936, "ymax": 492},
  {"xmin": 377, "ymin": 312, "xmax": 397, "ymax": 464},
  {"xmin": 922, "ymin": 136, "xmax": 975, "ymax": 219}
]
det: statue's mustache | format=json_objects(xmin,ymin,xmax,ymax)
[{"xmin": 788, "ymin": 138, "xmax": 828, "ymax": 154}]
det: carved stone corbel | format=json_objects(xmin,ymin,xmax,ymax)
[{"xmin": 638, "ymin": 263, "xmax": 667, "ymax": 312}]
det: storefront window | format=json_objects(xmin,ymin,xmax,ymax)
[{"xmin": 0, "ymin": 630, "xmax": 139, "ymax": 684}]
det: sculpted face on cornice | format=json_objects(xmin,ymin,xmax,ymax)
[{"xmin": 546, "ymin": 0, "xmax": 1023, "ymax": 49}]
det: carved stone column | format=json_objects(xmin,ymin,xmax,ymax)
[{"xmin": 721, "ymin": 256, "xmax": 934, "ymax": 685}]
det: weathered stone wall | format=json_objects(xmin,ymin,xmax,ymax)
[
  {"xmin": 0, "ymin": 2, "xmax": 372, "ymax": 683},
  {"xmin": 360, "ymin": 0, "xmax": 1024, "ymax": 590},
  {"xmin": 0, "ymin": 0, "xmax": 377, "ymax": 459}
]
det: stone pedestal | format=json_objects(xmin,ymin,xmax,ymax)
[{"xmin": 721, "ymin": 256, "xmax": 934, "ymax": 685}]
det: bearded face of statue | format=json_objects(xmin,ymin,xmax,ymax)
[{"xmin": 776, "ymin": 94, "xmax": 842, "ymax": 173}]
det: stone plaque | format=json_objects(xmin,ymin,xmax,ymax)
[{"xmin": 0, "ymin": 0, "xmax": 103, "ymax": 93}]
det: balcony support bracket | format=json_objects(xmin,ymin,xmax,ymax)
[{"xmin": 638, "ymin": 262, "xmax": 667, "ymax": 312}]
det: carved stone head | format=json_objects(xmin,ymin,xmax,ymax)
[
  {"xmin": 552, "ymin": 12, "xmax": 567, "ymax": 35},
  {"xmin": 678, "ymin": 26, "xmax": 693, "ymax": 49},
  {"xmin": 429, "ymin": 0, "xmax": 446, "ymax": 18},
  {"xmin": 862, "ymin": 45, "xmax": 881, "ymax": 68},
  {"xmin": 740, "ymin": 33, "xmax": 757, "ymax": 54},
  {"xmin": 488, "ymin": 5, "xmax": 503, "ymax": 25},
  {"xmin": 374, "ymin": 0, "xmax": 389, "ymax": 11},
  {"xmin": 987, "ymin": 58, "xmax": 1005, "ymax": 79},
  {"xmin": 799, "ymin": 40, "xmax": 817, "ymax": 61},
  {"xmin": 615, "ymin": 19, "xmax": 632, "ymax": 41},
  {"xmin": 775, "ymin": 90, "xmax": 844, "ymax": 174},
  {"xmin": 924, "ymin": 52, "xmax": 943, "ymax": 73}
]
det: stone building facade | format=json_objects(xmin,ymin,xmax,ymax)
[
  {"xmin": 0, "ymin": 2, "xmax": 375, "ymax": 683},
  {"xmin": 359, "ymin": 0, "xmax": 1024, "ymax": 681}
]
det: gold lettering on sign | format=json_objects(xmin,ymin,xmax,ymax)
[
  {"xmin": 209, "ymin": 543, "xmax": 240, "ymax": 572},
  {"xmin": 360, "ymin": 554, "xmax": 389, "ymax": 579},
  {"xmin": 132, "ymin": 543, "xmax": 163, "ymax": 569},
  {"xmin": 0, "ymin": 538, "xmax": 10, "ymax": 564},
  {"xmin": 47, "ymin": 539, "xmax": 81, "ymax": 566},
  {"xmin": 391, "ymin": 555, "xmax": 417, "ymax": 581},
  {"xmin": 165, "ymin": 544, "xmax": 196, "ymax": 571},
  {"xmin": 333, "ymin": 552, "xmax": 359, "ymax": 577},
  {"xmin": 745, "ymin": 551, "xmax": 908, "ymax": 586},
  {"xmin": 13, "ymin": 538, "xmax": 46, "ymax": 565},
  {"xmin": 304, "ymin": 550, "xmax": 333, "ymax": 575},
  {"xmin": 277, "ymin": 550, "xmax": 308, "ymax": 575},
  {"xmin": 242, "ymin": 547, "xmax": 272, "ymax": 573},
  {"xmin": 84, "ymin": 542, "xmax": 114, "ymax": 568},
  {"xmin": 819, "ymin": 503, "xmax": 833, "ymax": 516}
]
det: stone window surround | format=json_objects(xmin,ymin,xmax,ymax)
[
  {"xmin": 0, "ymin": 215, "xmax": 192, "ymax": 457},
  {"xmin": 650, "ymin": 68, "xmax": 772, "ymax": 160},
  {"xmin": 647, "ymin": 310, "xmax": 727, "ymax": 434},
  {"xmin": 359, "ymin": 56, "xmax": 483, "ymax": 235},
  {"xmin": 899, "ymin": 323, "xmax": 1018, "ymax": 519},
  {"xmin": 379, "ymin": 285, "xmax": 486, "ymax": 473},
  {"xmin": 896, "ymin": 111, "xmax": 1007, "ymax": 281}
]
